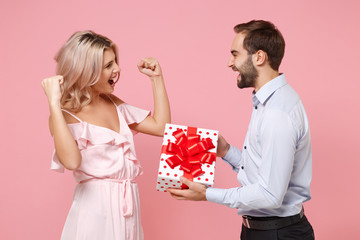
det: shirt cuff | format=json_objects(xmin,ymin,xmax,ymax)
[{"xmin": 206, "ymin": 187, "xmax": 227, "ymax": 204}]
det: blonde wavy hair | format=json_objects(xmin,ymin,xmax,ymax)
[{"xmin": 55, "ymin": 30, "xmax": 119, "ymax": 112}]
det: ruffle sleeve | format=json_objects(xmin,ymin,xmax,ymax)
[
  {"xmin": 117, "ymin": 103, "xmax": 150, "ymax": 125},
  {"xmin": 51, "ymin": 149, "xmax": 65, "ymax": 173},
  {"xmin": 49, "ymin": 126, "xmax": 82, "ymax": 173}
]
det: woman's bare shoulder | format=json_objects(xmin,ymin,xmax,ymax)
[
  {"xmin": 109, "ymin": 94, "xmax": 125, "ymax": 106},
  {"xmin": 61, "ymin": 103, "xmax": 82, "ymax": 124},
  {"xmin": 48, "ymin": 108, "xmax": 79, "ymax": 136}
]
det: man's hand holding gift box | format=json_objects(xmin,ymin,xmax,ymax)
[{"xmin": 156, "ymin": 123, "xmax": 218, "ymax": 194}]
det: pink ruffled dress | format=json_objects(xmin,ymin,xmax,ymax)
[{"xmin": 51, "ymin": 101, "xmax": 149, "ymax": 240}]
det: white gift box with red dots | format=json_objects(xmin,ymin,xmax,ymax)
[{"xmin": 156, "ymin": 123, "xmax": 218, "ymax": 192}]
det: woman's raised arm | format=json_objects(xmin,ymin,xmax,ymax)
[
  {"xmin": 42, "ymin": 75, "xmax": 81, "ymax": 170},
  {"xmin": 130, "ymin": 57, "xmax": 171, "ymax": 136}
]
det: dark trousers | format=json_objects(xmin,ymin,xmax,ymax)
[{"xmin": 240, "ymin": 215, "xmax": 314, "ymax": 240}]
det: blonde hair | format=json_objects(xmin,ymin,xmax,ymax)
[{"xmin": 55, "ymin": 30, "xmax": 119, "ymax": 112}]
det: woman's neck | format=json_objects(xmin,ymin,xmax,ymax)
[{"xmin": 89, "ymin": 90, "xmax": 105, "ymax": 105}]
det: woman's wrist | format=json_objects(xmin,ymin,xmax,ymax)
[
  {"xmin": 149, "ymin": 74, "xmax": 163, "ymax": 81},
  {"xmin": 49, "ymin": 100, "xmax": 62, "ymax": 110}
]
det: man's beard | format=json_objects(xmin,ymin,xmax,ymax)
[{"xmin": 237, "ymin": 55, "xmax": 258, "ymax": 89}]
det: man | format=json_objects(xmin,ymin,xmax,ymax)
[{"xmin": 167, "ymin": 20, "xmax": 315, "ymax": 240}]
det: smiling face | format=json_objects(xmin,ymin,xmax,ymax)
[
  {"xmin": 92, "ymin": 48, "xmax": 120, "ymax": 94},
  {"xmin": 228, "ymin": 33, "xmax": 258, "ymax": 89}
]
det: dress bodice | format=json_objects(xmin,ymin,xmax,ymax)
[{"xmin": 51, "ymin": 103, "xmax": 150, "ymax": 183}]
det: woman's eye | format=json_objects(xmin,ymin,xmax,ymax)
[{"xmin": 105, "ymin": 62, "xmax": 113, "ymax": 69}]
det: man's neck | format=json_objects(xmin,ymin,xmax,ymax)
[{"xmin": 254, "ymin": 69, "xmax": 280, "ymax": 93}]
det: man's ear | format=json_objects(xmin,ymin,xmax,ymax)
[{"xmin": 253, "ymin": 50, "xmax": 267, "ymax": 66}]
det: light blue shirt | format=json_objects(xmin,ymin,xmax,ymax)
[{"xmin": 206, "ymin": 74, "xmax": 312, "ymax": 217}]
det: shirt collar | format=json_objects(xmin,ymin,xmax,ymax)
[{"xmin": 252, "ymin": 74, "xmax": 287, "ymax": 107}]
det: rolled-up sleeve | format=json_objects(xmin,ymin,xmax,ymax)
[{"xmin": 222, "ymin": 144, "xmax": 242, "ymax": 172}]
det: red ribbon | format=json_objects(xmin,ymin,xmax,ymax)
[{"xmin": 161, "ymin": 127, "xmax": 216, "ymax": 189}]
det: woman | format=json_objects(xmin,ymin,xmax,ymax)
[{"xmin": 42, "ymin": 31, "xmax": 170, "ymax": 240}]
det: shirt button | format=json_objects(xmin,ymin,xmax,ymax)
[
  {"xmin": 241, "ymin": 166, "xmax": 244, "ymax": 170},
  {"xmin": 244, "ymin": 146, "xmax": 247, "ymax": 149},
  {"xmin": 255, "ymin": 106, "xmax": 258, "ymax": 110}
]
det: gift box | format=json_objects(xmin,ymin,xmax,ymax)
[{"xmin": 156, "ymin": 123, "xmax": 218, "ymax": 192}]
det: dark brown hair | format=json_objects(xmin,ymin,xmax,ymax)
[{"xmin": 234, "ymin": 20, "xmax": 285, "ymax": 71}]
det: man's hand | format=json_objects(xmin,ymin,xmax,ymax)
[
  {"xmin": 167, "ymin": 177, "xmax": 207, "ymax": 201},
  {"xmin": 217, "ymin": 134, "xmax": 230, "ymax": 158}
]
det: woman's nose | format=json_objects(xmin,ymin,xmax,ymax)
[{"xmin": 113, "ymin": 64, "xmax": 121, "ymax": 73}]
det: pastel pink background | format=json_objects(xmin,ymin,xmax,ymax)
[{"xmin": 1, "ymin": 0, "xmax": 359, "ymax": 239}]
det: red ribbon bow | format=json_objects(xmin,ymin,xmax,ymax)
[{"xmin": 162, "ymin": 127, "xmax": 216, "ymax": 188}]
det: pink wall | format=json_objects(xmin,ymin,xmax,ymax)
[{"xmin": 1, "ymin": 0, "xmax": 359, "ymax": 239}]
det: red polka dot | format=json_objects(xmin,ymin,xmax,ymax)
[
  {"xmin": 161, "ymin": 186, "xmax": 164, "ymax": 188},
  {"xmin": 206, "ymin": 132, "xmax": 209, "ymax": 135},
  {"xmin": 174, "ymin": 174, "xmax": 178, "ymax": 177},
  {"xmin": 207, "ymin": 165, "xmax": 210, "ymax": 168},
  {"xmin": 184, "ymin": 129, "xmax": 187, "ymax": 132},
  {"xmin": 214, "ymin": 133, "xmax": 217, "ymax": 136},
  {"xmin": 170, "ymin": 180, "xmax": 173, "ymax": 182},
  {"xmin": 205, "ymin": 178, "xmax": 208, "ymax": 181},
  {"xmin": 161, "ymin": 158, "xmax": 164, "ymax": 161},
  {"xmin": 165, "ymin": 132, "xmax": 168, "ymax": 135},
  {"xmin": 167, "ymin": 139, "xmax": 170, "ymax": 142},
  {"xmin": 158, "ymin": 182, "xmax": 160, "ymax": 184},
  {"xmin": 209, "ymin": 185, "xmax": 212, "ymax": 187},
  {"xmin": 165, "ymin": 183, "xmax": 168, "ymax": 185},
  {"xmin": 199, "ymin": 131, "xmax": 202, "ymax": 134},
  {"xmin": 177, "ymin": 128, "xmax": 180, "ymax": 130},
  {"xmin": 166, "ymin": 173, "xmax": 170, "ymax": 176},
  {"xmin": 157, "ymin": 189, "xmax": 159, "ymax": 191},
  {"xmin": 162, "ymin": 179, "xmax": 165, "ymax": 181},
  {"xmin": 202, "ymin": 171, "xmax": 205, "ymax": 174},
  {"xmin": 159, "ymin": 172, "xmax": 162, "ymax": 175},
  {"xmin": 177, "ymin": 181, "xmax": 180, "ymax": 183},
  {"xmin": 164, "ymin": 190, "xmax": 167, "ymax": 192},
  {"xmin": 197, "ymin": 177, "xmax": 201, "ymax": 180},
  {"xmin": 169, "ymin": 126, "xmax": 172, "ymax": 129},
  {"xmin": 173, "ymin": 184, "xmax": 176, "ymax": 186},
  {"xmin": 210, "ymin": 172, "xmax": 213, "ymax": 175},
  {"xmin": 164, "ymin": 166, "xmax": 167, "ymax": 168}
]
